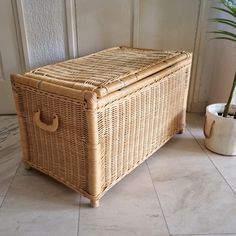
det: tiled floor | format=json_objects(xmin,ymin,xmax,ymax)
[{"xmin": 0, "ymin": 113, "xmax": 236, "ymax": 236}]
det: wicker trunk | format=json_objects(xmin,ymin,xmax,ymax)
[{"xmin": 11, "ymin": 46, "xmax": 192, "ymax": 207}]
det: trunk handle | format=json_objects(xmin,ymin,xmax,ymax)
[{"xmin": 34, "ymin": 109, "xmax": 59, "ymax": 132}]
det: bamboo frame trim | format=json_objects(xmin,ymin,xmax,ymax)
[
  {"xmin": 11, "ymin": 74, "xmax": 86, "ymax": 101},
  {"xmin": 11, "ymin": 85, "xmax": 29, "ymax": 162},
  {"xmin": 95, "ymin": 52, "xmax": 191, "ymax": 97},
  {"xmin": 97, "ymin": 58, "xmax": 192, "ymax": 109}
]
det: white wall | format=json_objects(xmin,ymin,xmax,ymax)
[
  {"xmin": 0, "ymin": 0, "xmax": 22, "ymax": 114},
  {"xmin": 188, "ymin": 0, "xmax": 216, "ymax": 112},
  {"xmin": 20, "ymin": 0, "xmax": 68, "ymax": 69},
  {"xmin": 191, "ymin": 0, "xmax": 236, "ymax": 110},
  {"xmin": 207, "ymin": 4, "xmax": 236, "ymax": 105},
  {"xmin": 208, "ymin": 40, "xmax": 236, "ymax": 105},
  {"xmin": 1, "ymin": 0, "xmax": 234, "ymax": 114},
  {"xmin": 76, "ymin": 0, "xmax": 133, "ymax": 56},
  {"xmin": 75, "ymin": 0, "xmax": 200, "ymax": 56},
  {"xmin": 139, "ymin": 0, "xmax": 199, "ymax": 51},
  {"xmin": 15, "ymin": 0, "xmax": 200, "ymax": 69}
]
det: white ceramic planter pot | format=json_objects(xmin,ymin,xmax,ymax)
[{"xmin": 204, "ymin": 103, "xmax": 236, "ymax": 156}]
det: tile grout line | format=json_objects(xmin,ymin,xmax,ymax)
[
  {"xmin": 187, "ymin": 127, "xmax": 236, "ymax": 196},
  {"xmin": 145, "ymin": 161, "xmax": 171, "ymax": 236},
  {"xmin": 0, "ymin": 116, "xmax": 20, "ymax": 209},
  {"xmin": 171, "ymin": 233, "xmax": 236, "ymax": 236},
  {"xmin": 77, "ymin": 195, "xmax": 81, "ymax": 236},
  {"xmin": 0, "ymin": 163, "xmax": 21, "ymax": 209},
  {"xmin": 171, "ymin": 234, "xmax": 236, "ymax": 236}
]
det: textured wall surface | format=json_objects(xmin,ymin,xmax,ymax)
[
  {"xmin": 21, "ymin": 0, "xmax": 68, "ymax": 69},
  {"xmin": 76, "ymin": 0, "xmax": 133, "ymax": 56},
  {"xmin": 0, "ymin": 0, "xmax": 22, "ymax": 113},
  {"xmin": 0, "ymin": 53, "xmax": 3, "ymax": 80}
]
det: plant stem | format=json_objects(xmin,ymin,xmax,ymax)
[{"xmin": 223, "ymin": 72, "xmax": 236, "ymax": 117}]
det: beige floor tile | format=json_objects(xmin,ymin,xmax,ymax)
[
  {"xmin": 0, "ymin": 116, "xmax": 20, "ymax": 196},
  {"xmin": 79, "ymin": 163, "xmax": 169, "ymax": 236},
  {"xmin": 147, "ymin": 130, "xmax": 236, "ymax": 235},
  {"xmin": 0, "ymin": 174, "xmax": 79, "ymax": 236},
  {"xmin": 0, "ymin": 116, "xmax": 19, "ymax": 151},
  {"xmin": 187, "ymin": 113, "xmax": 236, "ymax": 193},
  {"xmin": 207, "ymin": 154, "xmax": 236, "ymax": 192},
  {"xmin": 0, "ymin": 153, "xmax": 19, "ymax": 195},
  {"xmin": 1, "ymin": 114, "xmax": 236, "ymax": 235},
  {"xmin": 16, "ymin": 162, "xmax": 44, "ymax": 176},
  {"xmin": 0, "ymin": 196, "xmax": 4, "ymax": 206}
]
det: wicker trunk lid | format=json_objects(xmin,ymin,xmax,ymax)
[{"xmin": 21, "ymin": 46, "xmax": 191, "ymax": 98}]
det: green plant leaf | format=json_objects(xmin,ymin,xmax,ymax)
[
  {"xmin": 209, "ymin": 18, "xmax": 236, "ymax": 28},
  {"xmin": 209, "ymin": 30, "xmax": 236, "ymax": 39},
  {"xmin": 210, "ymin": 0, "xmax": 236, "ymax": 115},
  {"xmin": 209, "ymin": 36, "xmax": 236, "ymax": 42},
  {"xmin": 212, "ymin": 7, "xmax": 236, "ymax": 18},
  {"xmin": 223, "ymin": 72, "xmax": 236, "ymax": 117},
  {"xmin": 220, "ymin": 0, "xmax": 236, "ymax": 16}
]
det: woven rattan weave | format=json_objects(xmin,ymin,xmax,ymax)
[{"xmin": 11, "ymin": 46, "xmax": 192, "ymax": 207}]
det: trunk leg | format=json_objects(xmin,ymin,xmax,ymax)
[
  {"xmin": 23, "ymin": 162, "xmax": 32, "ymax": 170},
  {"xmin": 177, "ymin": 128, "xmax": 184, "ymax": 134},
  {"xmin": 90, "ymin": 199, "xmax": 99, "ymax": 208}
]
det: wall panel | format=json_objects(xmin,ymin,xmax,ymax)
[
  {"xmin": 20, "ymin": 0, "xmax": 68, "ymax": 69},
  {"xmin": 76, "ymin": 0, "xmax": 133, "ymax": 56},
  {"xmin": 139, "ymin": 0, "xmax": 200, "ymax": 52}
]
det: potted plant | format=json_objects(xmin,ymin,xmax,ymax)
[{"xmin": 204, "ymin": 0, "xmax": 236, "ymax": 155}]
